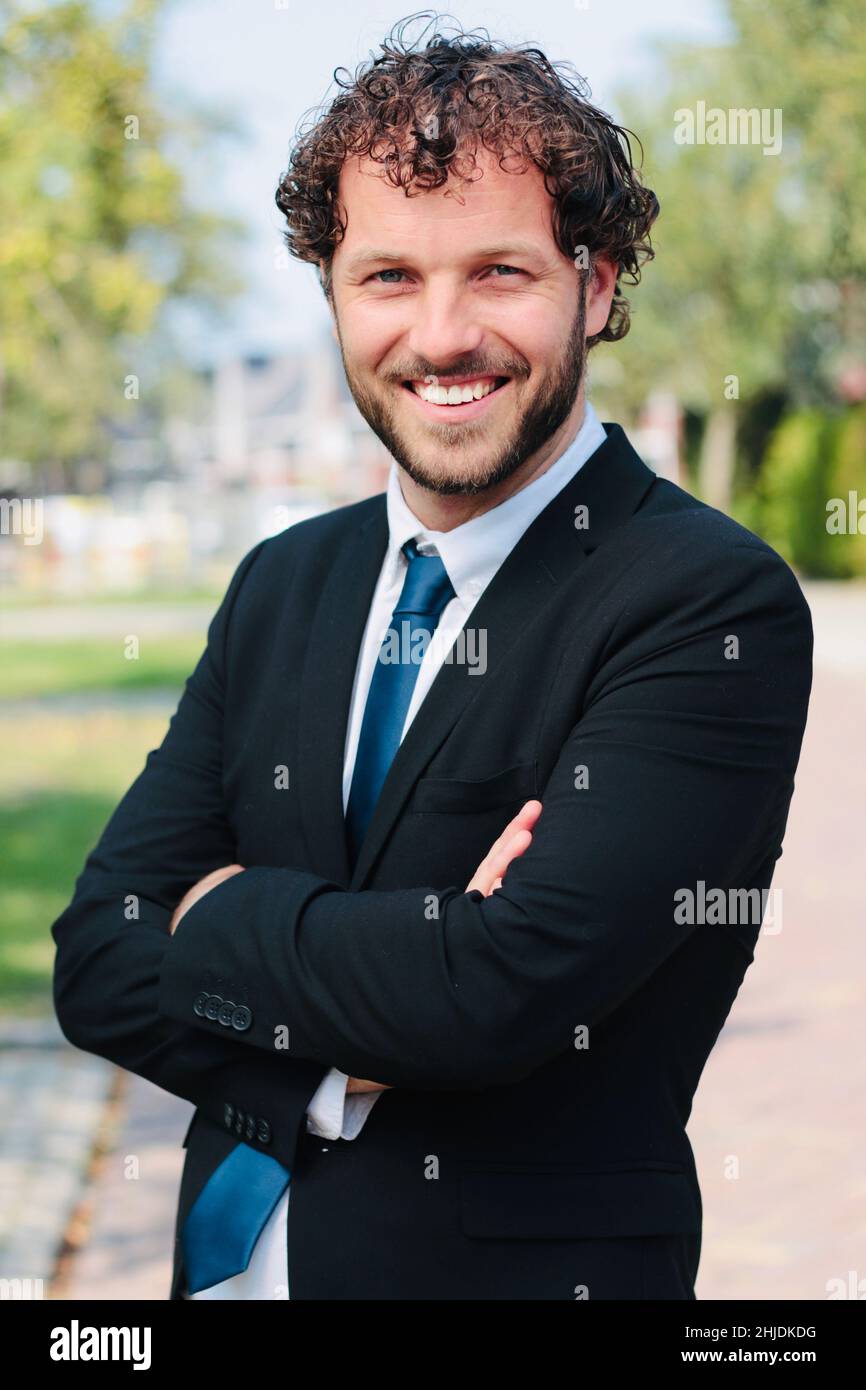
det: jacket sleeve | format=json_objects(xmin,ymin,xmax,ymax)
[
  {"xmin": 157, "ymin": 536, "xmax": 813, "ymax": 1090},
  {"xmin": 51, "ymin": 540, "xmax": 329, "ymax": 1172}
]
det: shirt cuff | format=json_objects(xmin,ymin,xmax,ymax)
[
  {"xmin": 305, "ymin": 1067, "xmax": 351, "ymax": 1140},
  {"xmin": 305, "ymin": 1067, "xmax": 386, "ymax": 1141}
]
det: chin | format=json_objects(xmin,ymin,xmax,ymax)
[{"xmin": 400, "ymin": 454, "xmax": 517, "ymax": 497}]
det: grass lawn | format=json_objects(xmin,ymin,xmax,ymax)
[
  {"xmin": 0, "ymin": 637, "xmax": 204, "ymax": 700},
  {"xmin": 0, "ymin": 624, "xmax": 203, "ymax": 1014},
  {"xmin": 0, "ymin": 709, "xmax": 174, "ymax": 1015}
]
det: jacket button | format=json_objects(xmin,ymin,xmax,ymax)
[
  {"xmin": 217, "ymin": 1000, "xmax": 236, "ymax": 1027},
  {"xmin": 231, "ymin": 1005, "xmax": 252, "ymax": 1032},
  {"xmin": 204, "ymin": 993, "xmax": 222, "ymax": 1021},
  {"xmin": 193, "ymin": 991, "xmax": 209, "ymax": 1017},
  {"xmin": 256, "ymin": 1119, "xmax": 272, "ymax": 1145},
  {"xmin": 224, "ymin": 1103, "xmax": 235, "ymax": 1130}
]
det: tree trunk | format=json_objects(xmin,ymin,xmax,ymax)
[{"xmin": 698, "ymin": 406, "xmax": 737, "ymax": 512}]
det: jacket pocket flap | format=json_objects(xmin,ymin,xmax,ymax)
[
  {"xmin": 459, "ymin": 1164, "xmax": 701, "ymax": 1239},
  {"xmin": 410, "ymin": 761, "xmax": 538, "ymax": 814}
]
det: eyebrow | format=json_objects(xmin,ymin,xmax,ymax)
[{"xmin": 342, "ymin": 242, "xmax": 548, "ymax": 275}]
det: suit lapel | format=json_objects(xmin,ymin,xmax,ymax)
[
  {"xmin": 295, "ymin": 500, "xmax": 389, "ymax": 886},
  {"xmin": 345, "ymin": 423, "xmax": 657, "ymax": 888}
]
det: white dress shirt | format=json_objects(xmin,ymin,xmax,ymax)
[{"xmin": 189, "ymin": 401, "xmax": 608, "ymax": 1297}]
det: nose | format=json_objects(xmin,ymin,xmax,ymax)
[{"xmin": 405, "ymin": 278, "xmax": 485, "ymax": 372}]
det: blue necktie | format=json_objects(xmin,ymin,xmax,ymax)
[
  {"xmin": 181, "ymin": 1141, "xmax": 289, "ymax": 1294},
  {"xmin": 345, "ymin": 538, "xmax": 456, "ymax": 863},
  {"xmin": 181, "ymin": 539, "xmax": 455, "ymax": 1296}
]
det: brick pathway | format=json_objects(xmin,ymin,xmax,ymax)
[
  {"xmin": 52, "ymin": 1075, "xmax": 190, "ymax": 1301},
  {"xmin": 0, "ymin": 1018, "xmax": 115, "ymax": 1291},
  {"xmin": 692, "ymin": 654, "xmax": 865, "ymax": 1299}
]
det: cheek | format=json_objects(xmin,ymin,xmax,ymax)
[
  {"xmin": 342, "ymin": 302, "xmax": 406, "ymax": 371},
  {"xmin": 489, "ymin": 298, "xmax": 575, "ymax": 370}
]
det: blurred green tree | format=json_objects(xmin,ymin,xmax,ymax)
[
  {"xmin": 598, "ymin": 0, "xmax": 866, "ymax": 521},
  {"xmin": 0, "ymin": 0, "xmax": 243, "ymax": 489}
]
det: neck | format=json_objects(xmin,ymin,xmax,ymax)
[{"xmin": 398, "ymin": 392, "xmax": 587, "ymax": 532}]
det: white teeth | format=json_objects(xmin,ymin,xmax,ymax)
[{"xmin": 412, "ymin": 379, "xmax": 500, "ymax": 405}]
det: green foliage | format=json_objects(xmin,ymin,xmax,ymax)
[
  {"xmin": 599, "ymin": 0, "xmax": 866, "ymax": 528},
  {"xmin": 825, "ymin": 405, "xmax": 866, "ymax": 576},
  {"xmin": 748, "ymin": 406, "xmax": 866, "ymax": 577},
  {"xmin": 751, "ymin": 411, "xmax": 837, "ymax": 574},
  {"xmin": 0, "ymin": 0, "xmax": 243, "ymax": 479},
  {"xmin": 609, "ymin": 0, "xmax": 866, "ymax": 419}
]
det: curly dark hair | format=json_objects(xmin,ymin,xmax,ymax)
[{"xmin": 275, "ymin": 12, "xmax": 659, "ymax": 347}]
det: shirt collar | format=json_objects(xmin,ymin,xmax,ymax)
[{"xmin": 385, "ymin": 399, "xmax": 607, "ymax": 606}]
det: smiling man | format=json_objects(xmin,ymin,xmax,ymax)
[{"xmin": 52, "ymin": 17, "xmax": 812, "ymax": 1301}]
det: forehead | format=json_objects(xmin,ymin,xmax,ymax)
[{"xmin": 334, "ymin": 148, "xmax": 557, "ymax": 255}]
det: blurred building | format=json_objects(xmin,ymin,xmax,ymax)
[
  {"xmin": 1, "ymin": 331, "xmax": 391, "ymax": 596},
  {"xmin": 202, "ymin": 335, "xmax": 390, "ymax": 502}
]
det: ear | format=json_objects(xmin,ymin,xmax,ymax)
[{"xmin": 584, "ymin": 255, "xmax": 618, "ymax": 340}]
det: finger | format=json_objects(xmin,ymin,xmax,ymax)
[
  {"xmin": 488, "ymin": 800, "xmax": 543, "ymax": 863},
  {"xmin": 464, "ymin": 801, "xmax": 543, "ymax": 894},
  {"xmin": 207, "ymin": 864, "xmax": 245, "ymax": 889},
  {"xmin": 469, "ymin": 828, "xmax": 532, "ymax": 897},
  {"xmin": 486, "ymin": 827, "xmax": 532, "ymax": 883},
  {"xmin": 478, "ymin": 801, "xmax": 540, "ymax": 877},
  {"xmin": 511, "ymin": 799, "xmax": 543, "ymax": 832},
  {"xmin": 498, "ymin": 799, "xmax": 542, "ymax": 843}
]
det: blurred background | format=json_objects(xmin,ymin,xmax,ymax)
[{"xmin": 0, "ymin": 0, "xmax": 864, "ymax": 1302}]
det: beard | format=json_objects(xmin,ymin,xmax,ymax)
[{"xmin": 333, "ymin": 294, "xmax": 587, "ymax": 497}]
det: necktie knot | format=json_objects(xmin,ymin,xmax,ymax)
[{"xmin": 397, "ymin": 538, "xmax": 456, "ymax": 619}]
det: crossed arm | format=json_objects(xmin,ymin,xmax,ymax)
[
  {"xmin": 167, "ymin": 800, "xmax": 543, "ymax": 1093},
  {"xmin": 50, "ymin": 541, "xmax": 550, "ymax": 1162}
]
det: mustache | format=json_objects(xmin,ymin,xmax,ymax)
[{"xmin": 384, "ymin": 358, "xmax": 529, "ymax": 384}]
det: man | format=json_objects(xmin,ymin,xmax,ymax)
[{"xmin": 52, "ymin": 19, "xmax": 812, "ymax": 1300}]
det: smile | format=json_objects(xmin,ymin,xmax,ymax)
[{"xmin": 401, "ymin": 374, "xmax": 511, "ymax": 419}]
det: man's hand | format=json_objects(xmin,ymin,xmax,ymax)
[
  {"xmin": 465, "ymin": 799, "xmax": 542, "ymax": 896},
  {"xmin": 169, "ymin": 863, "xmax": 245, "ymax": 936},
  {"xmin": 346, "ymin": 799, "xmax": 542, "ymax": 1094},
  {"xmin": 345, "ymin": 1075, "xmax": 393, "ymax": 1093}
]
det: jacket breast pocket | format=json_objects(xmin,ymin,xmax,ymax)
[
  {"xmin": 458, "ymin": 1161, "xmax": 702, "ymax": 1240},
  {"xmin": 409, "ymin": 761, "xmax": 538, "ymax": 815}
]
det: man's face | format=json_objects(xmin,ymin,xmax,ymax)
[{"xmin": 327, "ymin": 149, "xmax": 614, "ymax": 496}]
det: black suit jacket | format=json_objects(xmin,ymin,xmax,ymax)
[{"xmin": 51, "ymin": 424, "xmax": 813, "ymax": 1300}]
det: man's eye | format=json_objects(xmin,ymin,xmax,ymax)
[
  {"xmin": 488, "ymin": 264, "xmax": 523, "ymax": 278},
  {"xmin": 371, "ymin": 269, "xmax": 407, "ymax": 284}
]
